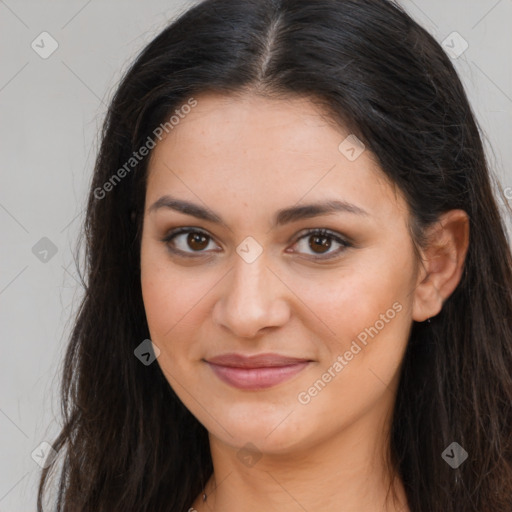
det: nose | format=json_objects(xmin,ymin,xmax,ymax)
[{"xmin": 212, "ymin": 251, "xmax": 291, "ymax": 339}]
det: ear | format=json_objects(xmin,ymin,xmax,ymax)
[{"xmin": 412, "ymin": 209, "xmax": 470, "ymax": 322}]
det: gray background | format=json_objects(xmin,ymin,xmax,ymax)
[{"xmin": 1, "ymin": 0, "xmax": 511, "ymax": 509}]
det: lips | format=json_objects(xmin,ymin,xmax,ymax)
[{"xmin": 205, "ymin": 353, "xmax": 311, "ymax": 390}]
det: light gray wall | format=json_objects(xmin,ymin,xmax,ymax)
[{"xmin": 0, "ymin": 1, "xmax": 510, "ymax": 509}]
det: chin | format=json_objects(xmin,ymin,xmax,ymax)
[{"xmin": 206, "ymin": 403, "xmax": 312, "ymax": 453}]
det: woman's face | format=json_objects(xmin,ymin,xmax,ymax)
[{"xmin": 140, "ymin": 92, "xmax": 420, "ymax": 455}]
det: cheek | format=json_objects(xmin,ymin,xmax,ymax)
[
  {"xmin": 141, "ymin": 269, "xmax": 204, "ymax": 341},
  {"xmin": 140, "ymin": 246, "xmax": 171, "ymax": 338},
  {"xmin": 141, "ymin": 238, "xmax": 189, "ymax": 328},
  {"xmin": 294, "ymin": 264, "xmax": 413, "ymax": 434},
  {"xmin": 140, "ymin": 246, "xmax": 220, "ymax": 366},
  {"xmin": 307, "ymin": 248, "xmax": 415, "ymax": 348},
  {"xmin": 298, "ymin": 246, "xmax": 416, "ymax": 409}
]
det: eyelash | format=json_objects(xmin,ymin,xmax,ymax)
[{"xmin": 161, "ymin": 227, "xmax": 352, "ymax": 261}]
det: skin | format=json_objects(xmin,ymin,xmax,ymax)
[{"xmin": 140, "ymin": 91, "xmax": 469, "ymax": 512}]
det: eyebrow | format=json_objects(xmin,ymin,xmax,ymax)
[{"xmin": 148, "ymin": 194, "xmax": 369, "ymax": 228}]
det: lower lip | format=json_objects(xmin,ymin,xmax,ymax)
[{"xmin": 207, "ymin": 362, "xmax": 310, "ymax": 390}]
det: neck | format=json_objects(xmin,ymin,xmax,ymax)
[{"xmin": 190, "ymin": 402, "xmax": 409, "ymax": 512}]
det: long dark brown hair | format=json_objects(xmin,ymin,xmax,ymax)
[{"xmin": 37, "ymin": 0, "xmax": 512, "ymax": 510}]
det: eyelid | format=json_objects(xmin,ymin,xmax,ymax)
[
  {"xmin": 288, "ymin": 228, "xmax": 352, "ymax": 260},
  {"xmin": 161, "ymin": 226, "xmax": 221, "ymax": 256},
  {"xmin": 291, "ymin": 227, "xmax": 353, "ymax": 246}
]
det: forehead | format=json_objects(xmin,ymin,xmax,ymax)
[{"xmin": 145, "ymin": 92, "xmax": 406, "ymax": 223}]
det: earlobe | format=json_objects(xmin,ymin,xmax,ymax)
[{"xmin": 412, "ymin": 210, "xmax": 470, "ymax": 322}]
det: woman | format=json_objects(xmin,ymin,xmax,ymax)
[{"xmin": 37, "ymin": 0, "xmax": 512, "ymax": 511}]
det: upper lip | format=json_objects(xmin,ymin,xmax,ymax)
[{"xmin": 206, "ymin": 353, "xmax": 311, "ymax": 368}]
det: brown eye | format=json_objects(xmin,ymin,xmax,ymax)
[
  {"xmin": 186, "ymin": 232, "xmax": 209, "ymax": 251},
  {"xmin": 291, "ymin": 228, "xmax": 351, "ymax": 260},
  {"xmin": 309, "ymin": 233, "xmax": 333, "ymax": 254},
  {"xmin": 162, "ymin": 228, "xmax": 218, "ymax": 256}
]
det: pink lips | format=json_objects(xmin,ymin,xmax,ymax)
[{"xmin": 206, "ymin": 353, "xmax": 311, "ymax": 390}]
